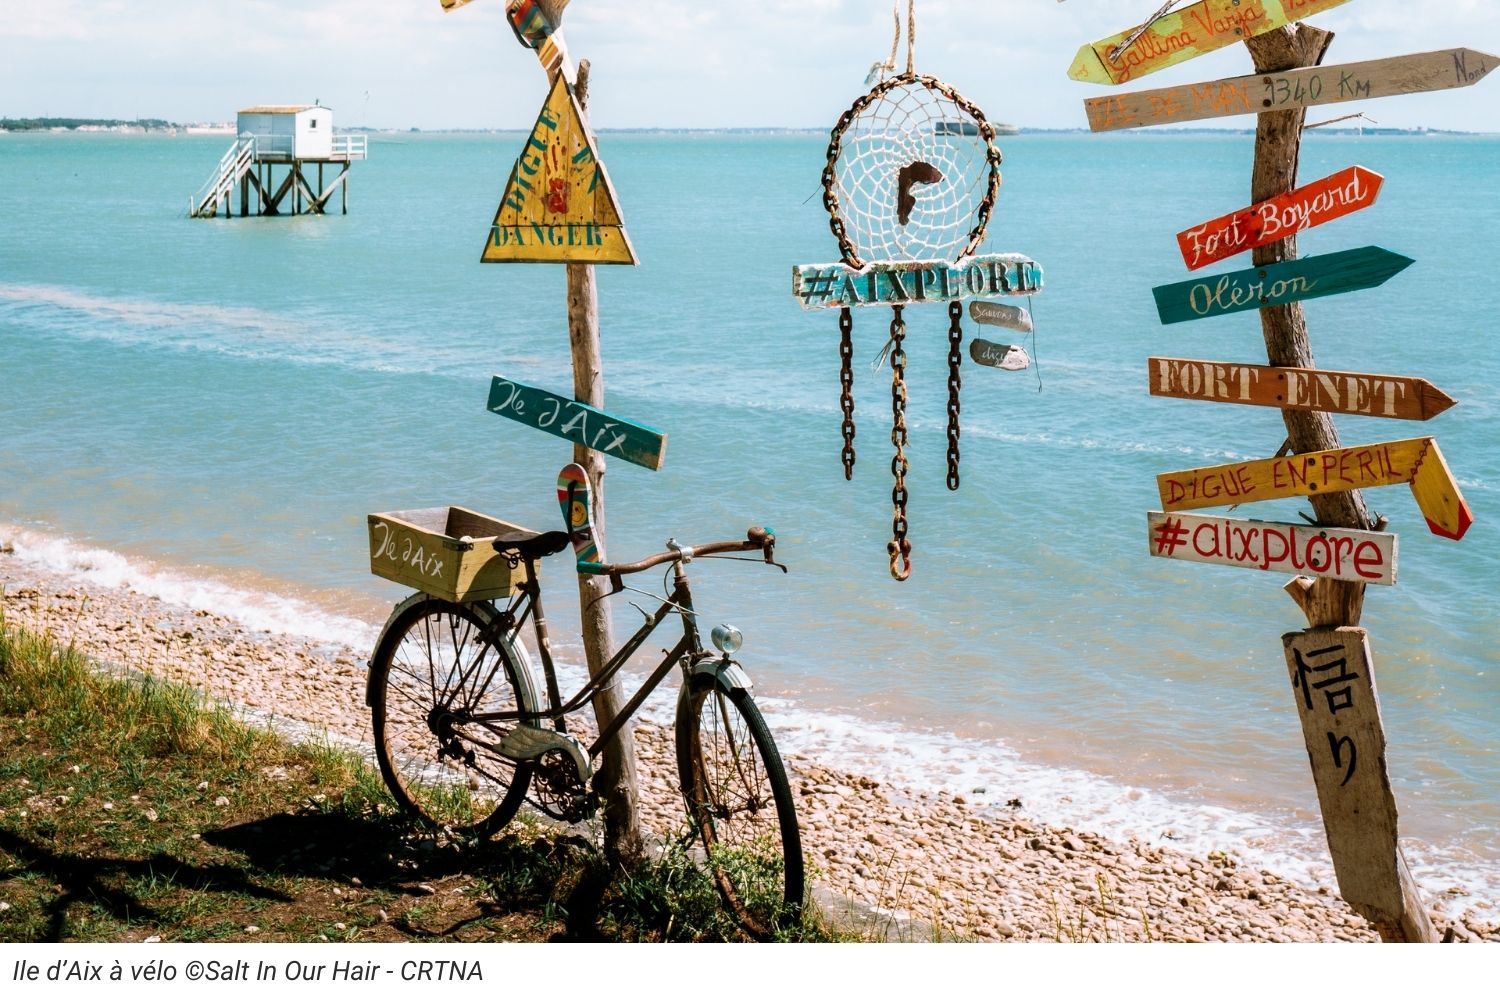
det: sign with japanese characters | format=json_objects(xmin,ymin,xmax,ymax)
[{"xmin": 1282, "ymin": 628, "xmax": 1404, "ymax": 917}]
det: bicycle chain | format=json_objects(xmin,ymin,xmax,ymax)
[
  {"xmin": 839, "ymin": 307, "xmax": 856, "ymax": 480},
  {"xmin": 888, "ymin": 306, "xmax": 912, "ymax": 581},
  {"xmin": 946, "ymin": 299, "xmax": 963, "ymax": 491}
]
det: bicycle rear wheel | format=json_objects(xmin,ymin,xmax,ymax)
[
  {"xmin": 676, "ymin": 674, "xmax": 804, "ymax": 938},
  {"xmin": 370, "ymin": 597, "xmax": 536, "ymax": 836}
]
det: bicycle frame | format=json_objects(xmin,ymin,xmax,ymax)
[{"xmin": 474, "ymin": 553, "xmax": 723, "ymax": 763}]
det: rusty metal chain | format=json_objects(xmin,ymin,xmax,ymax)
[
  {"xmin": 946, "ymin": 299, "xmax": 962, "ymax": 491},
  {"xmin": 888, "ymin": 305, "xmax": 912, "ymax": 581},
  {"xmin": 822, "ymin": 73, "xmax": 1003, "ymax": 269},
  {"xmin": 839, "ymin": 307, "xmax": 856, "ymax": 480}
]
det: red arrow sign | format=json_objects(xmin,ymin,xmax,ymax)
[{"xmin": 1177, "ymin": 166, "xmax": 1384, "ymax": 271}]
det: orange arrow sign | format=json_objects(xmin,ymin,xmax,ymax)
[
  {"xmin": 1157, "ymin": 438, "xmax": 1473, "ymax": 540},
  {"xmin": 1148, "ymin": 358, "xmax": 1458, "ymax": 422},
  {"xmin": 1178, "ymin": 167, "xmax": 1384, "ymax": 271}
]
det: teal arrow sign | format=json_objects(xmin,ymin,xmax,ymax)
[
  {"xmin": 1152, "ymin": 246, "xmax": 1413, "ymax": 325},
  {"xmin": 487, "ymin": 375, "xmax": 667, "ymax": 471}
]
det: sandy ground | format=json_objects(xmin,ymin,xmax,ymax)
[{"xmin": 2, "ymin": 546, "xmax": 1496, "ymax": 943}]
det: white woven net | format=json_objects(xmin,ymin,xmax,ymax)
[{"xmin": 834, "ymin": 79, "xmax": 992, "ymax": 264}]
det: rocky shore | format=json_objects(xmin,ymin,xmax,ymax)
[{"xmin": 3, "ymin": 544, "xmax": 1496, "ymax": 943}]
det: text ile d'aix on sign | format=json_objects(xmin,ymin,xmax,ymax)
[
  {"xmin": 1086, "ymin": 48, "xmax": 1497, "ymax": 132},
  {"xmin": 1156, "ymin": 438, "xmax": 1473, "ymax": 541},
  {"xmin": 487, "ymin": 375, "xmax": 666, "ymax": 471}
]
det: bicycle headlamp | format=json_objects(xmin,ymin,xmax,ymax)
[{"xmin": 710, "ymin": 624, "xmax": 743, "ymax": 655}]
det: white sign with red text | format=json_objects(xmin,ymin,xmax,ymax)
[{"xmin": 1147, "ymin": 511, "xmax": 1397, "ymax": 585}]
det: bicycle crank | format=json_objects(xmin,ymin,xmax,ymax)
[{"xmin": 497, "ymin": 724, "xmax": 593, "ymax": 783}]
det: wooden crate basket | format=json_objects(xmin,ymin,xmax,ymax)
[{"xmin": 367, "ymin": 505, "xmax": 533, "ymax": 602}]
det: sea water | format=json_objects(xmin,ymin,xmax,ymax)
[{"xmin": 1, "ymin": 128, "xmax": 1497, "ymax": 909}]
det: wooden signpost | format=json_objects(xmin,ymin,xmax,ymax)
[
  {"xmin": 487, "ymin": 375, "xmax": 667, "ymax": 471},
  {"xmin": 969, "ymin": 300, "xmax": 1033, "ymax": 333},
  {"xmin": 481, "ymin": 72, "xmax": 637, "ymax": 265},
  {"xmin": 1148, "ymin": 357, "xmax": 1457, "ymax": 421},
  {"xmin": 1068, "ymin": 0, "xmax": 1352, "ymax": 86},
  {"xmin": 1152, "ymin": 246, "xmax": 1412, "ymax": 324},
  {"xmin": 1148, "ymin": 511, "xmax": 1397, "ymax": 585},
  {"xmin": 1281, "ymin": 627, "xmax": 1431, "ymax": 939},
  {"xmin": 1156, "ymin": 437, "xmax": 1474, "ymax": 540},
  {"xmin": 1177, "ymin": 166, "xmax": 1383, "ymax": 270},
  {"xmin": 1086, "ymin": 47, "xmax": 1498, "ymax": 131},
  {"xmin": 1071, "ymin": 10, "xmax": 1489, "ymax": 940},
  {"xmin": 446, "ymin": 0, "xmax": 645, "ymax": 864},
  {"xmin": 792, "ymin": 254, "xmax": 1043, "ymax": 310}
]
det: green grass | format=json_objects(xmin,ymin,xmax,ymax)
[{"xmin": 0, "ymin": 616, "xmax": 837, "ymax": 942}]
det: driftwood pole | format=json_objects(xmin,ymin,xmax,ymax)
[
  {"xmin": 564, "ymin": 61, "xmax": 646, "ymax": 867},
  {"xmin": 1245, "ymin": 24, "xmax": 1435, "ymax": 943}
]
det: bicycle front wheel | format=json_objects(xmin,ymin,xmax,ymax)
[
  {"xmin": 676, "ymin": 674, "xmax": 804, "ymax": 938},
  {"xmin": 370, "ymin": 597, "xmax": 536, "ymax": 837}
]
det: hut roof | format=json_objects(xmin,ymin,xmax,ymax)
[{"xmin": 238, "ymin": 105, "xmax": 321, "ymax": 115}]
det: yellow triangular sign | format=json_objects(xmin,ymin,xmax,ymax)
[{"xmin": 482, "ymin": 73, "xmax": 637, "ymax": 265}]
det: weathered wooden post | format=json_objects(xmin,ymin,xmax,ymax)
[
  {"xmin": 1070, "ymin": 2, "xmax": 1493, "ymax": 942},
  {"xmin": 450, "ymin": 0, "xmax": 646, "ymax": 864}
]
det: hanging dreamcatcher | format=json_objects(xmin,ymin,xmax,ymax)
[{"xmin": 792, "ymin": 0, "xmax": 1045, "ymax": 581}]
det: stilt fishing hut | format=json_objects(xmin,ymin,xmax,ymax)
[{"xmin": 189, "ymin": 104, "xmax": 368, "ymax": 218}]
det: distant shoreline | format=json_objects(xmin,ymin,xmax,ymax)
[{"xmin": 2, "ymin": 116, "xmax": 1491, "ymax": 138}]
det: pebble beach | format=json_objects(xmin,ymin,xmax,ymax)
[{"xmin": 4, "ymin": 544, "xmax": 1496, "ymax": 944}]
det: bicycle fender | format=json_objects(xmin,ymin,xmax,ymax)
[
  {"xmin": 686, "ymin": 657, "xmax": 753, "ymax": 693},
  {"xmin": 365, "ymin": 594, "xmax": 544, "ymax": 714}
]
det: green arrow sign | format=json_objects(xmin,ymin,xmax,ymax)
[
  {"xmin": 487, "ymin": 375, "xmax": 667, "ymax": 471},
  {"xmin": 1153, "ymin": 247, "xmax": 1413, "ymax": 326}
]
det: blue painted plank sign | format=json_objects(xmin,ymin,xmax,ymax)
[
  {"xmin": 1152, "ymin": 247, "xmax": 1413, "ymax": 325},
  {"xmin": 792, "ymin": 253, "xmax": 1043, "ymax": 310},
  {"xmin": 487, "ymin": 375, "xmax": 667, "ymax": 471}
]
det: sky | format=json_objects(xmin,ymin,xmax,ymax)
[{"xmin": 4, "ymin": 1, "xmax": 1500, "ymax": 131}]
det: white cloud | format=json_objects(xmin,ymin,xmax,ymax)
[{"xmin": 2, "ymin": 0, "xmax": 1498, "ymax": 130}]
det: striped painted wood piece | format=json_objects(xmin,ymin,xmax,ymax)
[
  {"xmin": 1152, "ymin": 247, "xmax": 1413, "ymax": 325},
  {"xmin": 1148, "ymin": 358, "xmax": 1457, "ymax": 421},
  {"xmin": 792, "ymin": 254, "xmax": 1043, "ymax": 310},
  {"xmin": 1178, "ymin": 166, "xmax": 1384, "ymax": 271},
  {"xmin": 1087, "ymin": 48, "xmax": 1498, "ymax": 131},
  {"xmin": 557, "ymin": 463, "xmax": 603, "ymax": 572},
  {"xmin": 1156, "ymin": 437, "xmax": 1473, "ymax": 540},
  {"xmin": 1068, "ymin": 0, "xmax": 1352, "ymax": 86},
  {"xmin": 1147, "ymin": 511, "xmax": 1397, "ymax": 585},
  {"xmin": 488, "ymin": 375, "xmax": 666, "ymax": 471}
]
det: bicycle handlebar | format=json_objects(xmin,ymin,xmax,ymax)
[{"xmin": 581, "ymin": 526, "xmax": 777, "ymax": 578}]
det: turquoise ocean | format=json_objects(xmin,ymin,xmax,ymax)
[{"xmin": 2, "ymin": 128, "xmax": 1497, "ymax": 911}]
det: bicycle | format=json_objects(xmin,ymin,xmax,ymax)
[{"xmin": 364, "ymin": 463, "xmax": 804, "ymax": 937}]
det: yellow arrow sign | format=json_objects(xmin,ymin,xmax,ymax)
[
  {"xmin": 481, "ymin": 73, "xmax": 637, "ymax": 265},
  {"xmin": 1069, "ymin": 0, "xmax": 1353, "ymax": 86},
  {"xmin": 1157, "ymin": 438, "xmax": 1473, "ymax": 540}
]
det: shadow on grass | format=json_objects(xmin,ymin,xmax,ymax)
[{"xmin": 0, "ymin": 827, "xmax": 293, "ymax": 943}]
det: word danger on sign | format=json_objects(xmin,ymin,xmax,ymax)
[{"xmin": 1148, "ymin": 511, "xmax": 1396, "ymax": 585}]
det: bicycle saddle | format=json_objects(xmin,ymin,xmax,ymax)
[{"xmin": 491, "ymin": 529, "xmax": 571, "ymax": 560}]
